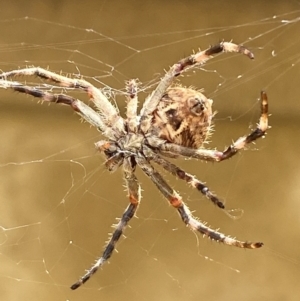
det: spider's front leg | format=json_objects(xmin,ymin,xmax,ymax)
[
  {"xmin": 0, "ymin": 67, "xmax": 125, "ymax": 137},
  {"xmin": 0, "ymin": 80, "xmax": 119, "ymax": 139},
  {"xmin": 70, "ymin": 157, "xmax": 140, "ymax": 290},
  {"xmin": 139, "ymin": 41, "xmax": 254, "ymax": 133}
]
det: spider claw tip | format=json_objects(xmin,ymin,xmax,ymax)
[{"xmin": 255, "ymin": 242, "xmax": 264, "ymax": 248}]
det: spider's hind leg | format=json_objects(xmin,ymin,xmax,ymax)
[
  {"xmin": 143, "ymin": 146, "xmax": 225, "ymax": 209},
  {"xmin": 70, "ymin": 158, "xmax": 141, "ymax": 290},
  {"xmin": 137, "ymin": 155, "xmax": 263, "ymax": 249}
]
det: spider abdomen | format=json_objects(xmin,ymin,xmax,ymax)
[{"xmin": 152, "ymin": 87, "xmax": 214, "ymax": 148}]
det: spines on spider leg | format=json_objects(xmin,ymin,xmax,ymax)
[
  {"xmin": 175, "ymin": 42, "xmax": 254, "ymax": 75},
  {"xmin": 218, "ymin": 91, "xmax": 269, "ymax": 161},
  {"xmin": 70, "ymin": 158, "xmax": 140, "ymax": 290},
  {"xmin": 0, "ymin": 67, "xmax": 60, "ymax": 81},
  {"xmin": 123, "ymin": 157, "xmax": 141, "ymax": 207},
  {"xmin": 185, "ymin": 42, "xmax": 254, "ymax": 72},
  {"xmin": 139, "ymin": 42, "xmax": 253, "ymax": 134},
  {"xmin": 137, "ymin": 156, "xmax": 262, "ymax": 249},
  {"xmin": 70, "ymin": 202, "xmax": 138, "ymax": 290},
  {"xmin": 144, "ymin": 147, "xmax": 225, "ymax": 209},
  {"xmin": 158, "ymin": 143, "xmax": 221, "ymax": 162},
  {"xmin": 205, "ymin": 42, "xmax": 254, "ymax": 60},
  {"xmin": 184, "ymin": 175, "xmax": 225, "ymax": 209},
  {"xmin": 177, "ymin": 204, "xmax": 263, "ymax": 249},
  {"xmin": 139, "ymin": 72, "xmax": 174, "ymax": 133},
  {"xmin": 0, "ymin": 67, "xmax": 125, "ymax": 137},
  {"xmin": 86, "ymin": 86, "xmax": 125, "ymax": 137},
  {"xmin": 3, "ymin": 82, "xmax": 116, "ymax": 139},
  {"xmin": 158, "ymin": 91, "xmax": 269, "ymax": 163},
  {"xmin": 125, "ymin": 79, "xmax": 139, "ymax": 133}
]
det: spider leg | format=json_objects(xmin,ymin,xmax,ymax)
[
  {"xmin": 136, "ymin": 154, "xmax": 262, "ymax": 249},
  {"xmin": 143, "ymin": 145, "xmax": 225, "ymax": 209},
  {"xmin": 0, "ymin": 67, "xmax": 124, "ymax": 135},
  {"xmin": 70, "ymin": 158, "xmax": 140, "ymax": 290},
  {"xmin": 125, "ymin": 79, "xmax": 139, "ymax": 133},
  {"xmin": 158, "ymin": 91, "xmax": 268, "ymax": 162},
  {"xmin": 139, "ymin": 42, "xmax": 254, "ymax": 133},
  {"xmin": 0, "ymin": 80, "xmax": 117, "ymax": 139},
  {"xmin": 219, "ymin": 91, "xmax": 268, "ymax": 161}
]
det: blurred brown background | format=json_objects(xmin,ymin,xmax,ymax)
[{"xmin": 0, "ymin": 1, "xmax": 299, "ymax": 300}]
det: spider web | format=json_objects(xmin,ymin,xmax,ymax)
[{"xmin": 0, "ymin": 1, "xmax": 300, "ymax": 300}]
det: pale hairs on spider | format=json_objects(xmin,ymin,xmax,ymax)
[{"xmin": 0, "ymin": 41, "xmax": 269, "ymax": 290}]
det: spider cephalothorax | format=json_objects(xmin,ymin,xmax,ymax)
[{"xmin": 0, "ymin": 41, "xmax": 268, "ymax": 290}]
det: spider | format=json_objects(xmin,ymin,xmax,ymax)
[{"xmin": 0, "ymin": 42, "xmax": 268, "ymax": 290}]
